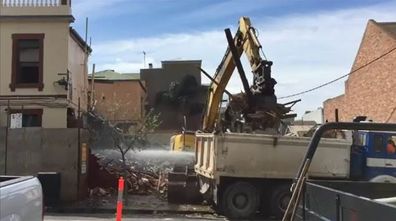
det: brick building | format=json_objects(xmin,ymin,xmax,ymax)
[
  {"xmin": 89, "ymin": 70, "xmax": 145, "ymax": 127},
  {"xmin": 323, "ymin": 20, "xmax": 396, "ymax": 123}
]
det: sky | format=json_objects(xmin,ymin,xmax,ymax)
[{"xmin": 71, "ymin": 0, "xmax": 396, "ymax": 117}]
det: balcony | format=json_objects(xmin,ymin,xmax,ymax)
[{"xmin": 0, "ymin": 0, "xmax": 71, "ymax": 16}]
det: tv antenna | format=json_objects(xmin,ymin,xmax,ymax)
[{"xmin": 142, "ymin": 51, "xmax": 147, "ymax": 68}]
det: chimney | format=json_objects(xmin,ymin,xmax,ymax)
[{"xmin": 148, "ymin": 63, "xmax": 153, "ymax": 69}]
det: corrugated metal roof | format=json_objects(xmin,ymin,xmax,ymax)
[{"xmin": 89, "ymin": 70, "xmax": 140, "ymax": 81}]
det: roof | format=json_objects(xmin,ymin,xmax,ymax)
[
  {"xmin": 69, "ymin": 27, "xmax": 92, "ymax": 53},
  {"xmin": 89, "ymin": 70, "xmax": 140, "ymax": 81},
  {"xmin": 161, "ymin": 60, "xmax": 202, "ymax": 65},
  {"xmin": 292, "ymin": 120, "xmax": 317, "ymax": 126},
  {"xmin": 288, "ymin": 125, "xmax": 316, "ymax": 135},
  {"xmin": 376, "ymin": 22, "xmax": 396, "ymax": 39}
]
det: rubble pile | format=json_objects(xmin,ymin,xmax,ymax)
[
  {"xmin": 92, "ymin": 153, "xmax": 174, "ymax": 197},
  {"xmin": 89, "ymin": 187, "xmax": 115, "ymax": 197}
]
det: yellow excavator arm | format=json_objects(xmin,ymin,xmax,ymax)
[
  {"xmin": 170, "ymin": 17, "xmax": 296, "ymax": 151},
  {"xmin": 203, "ymin": 17, "xmax": 276, "ymax": 132},
  {"xmin": 167, "ymin": 17, "xmax": 298, "ymax": 205}
]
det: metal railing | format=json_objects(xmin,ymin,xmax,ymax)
[{"xmin": 1, "ymin": 0, "xmax": 69, "ymax": 7}]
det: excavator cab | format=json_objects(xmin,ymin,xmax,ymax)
[
  {"xmin": 170, "ymin": 130, "xmax": 195, "ymax": 152},
  {"xmin": 169, "ymin": 115, "xmax": 196, "ymax": 152}
]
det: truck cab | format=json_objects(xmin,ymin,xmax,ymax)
[{"xmin": 351, "ymin": 131, "xmax": 396, "ymax": 182}]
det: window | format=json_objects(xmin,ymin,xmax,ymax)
[
  {"xmin": 353, "ymin": 133, "xmax": 366, "ymax": 146},
  {"xmin": 373, "ymin": 134, "xmax": 384, "ymax": 153},
  {"xmin": 10, "ymin": 34, "xmax": 44, "ymax": 91},
  {"xmin": 9, "ymin": 109, "xmax": 43, "ymax": 127},
  {"xmin": 387, "ymin": 136, "xmax": 396, "ymax": 155}
]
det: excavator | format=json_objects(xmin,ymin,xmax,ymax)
[{"xmin": 167, "ymin": 16, "xmax": 299, "ymax": 202}]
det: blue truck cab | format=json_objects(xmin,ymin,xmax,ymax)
[{"xmin": 351, "ymin": 130, "xmax": 396, "ymax": 182}]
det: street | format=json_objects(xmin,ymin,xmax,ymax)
[
  {"xmin": 44, "ymin": 213, "xmax": 279, "ymax": 221},
  {"xmin": 45, "ymin": 213, "xmax": 227, "ymax": 221}
]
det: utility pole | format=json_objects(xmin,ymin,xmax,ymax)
[{"xmin": 90, "ymin": 64, "xmax": 96, "ymax": 111}]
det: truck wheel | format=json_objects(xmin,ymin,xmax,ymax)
[
  {"xmin": 270, "ymin": 184, "xmax": 291, "ymax": 218},
  {"xmin": 370, "ymin": 175, "xmax": 396, "ymax": 183},
  {"xmin": 221, "ymin": 182, "xmax": 260, "ymax": 219}
]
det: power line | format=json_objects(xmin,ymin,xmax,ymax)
[{"xmin": 278, "ymin": 46, "xmax": 396, "ymax": 99}]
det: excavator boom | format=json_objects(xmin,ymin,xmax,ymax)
[
  {"xmin": 203, "ymin": 17, "xmax": 254, "ymax": 131},
  {"xmin": 167, "ymin": 17, "xmax": 297, "ymax": 203},
  {"xmin": 203, "ymin": 17, "xmax": 288, "ymax": 132}
]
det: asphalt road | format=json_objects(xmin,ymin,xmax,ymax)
[{"xmin": 44, "ymin": 213, "xmax": 227, "ymax": 221}]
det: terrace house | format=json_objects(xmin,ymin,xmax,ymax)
[{"xmin": 0, "ymin": 0, "xmax": 91, "ymax": 128}]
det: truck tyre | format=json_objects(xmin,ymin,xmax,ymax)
[
  {"xmin": 221, "ymin": 182, "xmax": 260, "ymax": 219},
  {"xmin": 270, "ymin": 184, "xmax": 291, "ymax": 218}
]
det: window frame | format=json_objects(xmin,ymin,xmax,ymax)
[
  {"xmin": 9, "ymin": 109, "xmax": 43, "ymax": 127},
  {"xmin": 373, "ymin": 134, "xmax": 385, "ymax": 153},
  {"xmin": 10, "ymin": 33, "xmax": 45, "ymax": 91}
]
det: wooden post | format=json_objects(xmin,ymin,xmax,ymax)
[
  {"xmin": 77, "ymin": 97, "xmax": 81, "ymax": 199},
  {"xmin": 90, "ymin": 64, "xmax": 95, "ymax": 111}
]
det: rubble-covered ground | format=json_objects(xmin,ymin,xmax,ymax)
[
  {"xmin": 61, "ymin": 148, "xmax": 215, "ymax": 218},
  {"xmin": 62, "ymin": 148, "xmax": 278, "ymax": 220},
  {"xmin": 89, "ymin": 148, "xmax": 195, "ymax": 198}
]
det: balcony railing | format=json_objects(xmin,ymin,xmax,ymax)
[
  {"xmin": 0, "ymin": 0, "xmax": 71, "ymax": 16},
  {"xmin": 1, "ymin": 0, "xmax": 69, "ymax": 7}
]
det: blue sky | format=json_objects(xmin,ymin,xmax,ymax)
[
  {"xmin": 72, "ymin": 0, "xmax": 386, "ymax": 40},
  {"xmin": 71, "ymin": 0, "xmax": 396, "ymax": 116}
]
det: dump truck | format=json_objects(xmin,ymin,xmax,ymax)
[
  {"xmin": 195, "ymin": 132, "xmax": 346, "ymax": 218},
  {"xmin": 195, "ymin": 128, "xmax": 396, "ymax": 219},
  {"xmin": 195, "ymin": 127, "xmax": 396, "ymax": 218}
]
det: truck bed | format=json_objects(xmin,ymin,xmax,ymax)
[
  {"xmin": 195, "ymin": 132, "xmax": 351, "ymax": 181},
  {"xmin": 297, "ymin": 180, "xmax": 396, "ymax": 221}
]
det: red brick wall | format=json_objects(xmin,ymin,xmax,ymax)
[
  {"xmin": 323, "ymin": 95, "xmax": 345, "ymax": 122},
  {"xmin": 90, "ymin": 80, "xmax": 145, "ymax": 123},
  {"xmin": 324, "ymin": 20, "xmax": 396, "ymax": 123}
]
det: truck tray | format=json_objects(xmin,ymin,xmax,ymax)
[{"xmin": 297, "ymin": 180, "xmax": 396, "ymax": 221}]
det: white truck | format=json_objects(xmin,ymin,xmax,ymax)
[
  {"xmin": 0, "ymin": 176, "xmax": 43, "ymax": 221},
  {"xmin": 195, "ymin": 132, "xmax": 350, "ymax": 218},
  {"xmin": 194, "ymin": 131, "xmax": 396, "ymax": 219}
]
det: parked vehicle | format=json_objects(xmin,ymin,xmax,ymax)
[
  {"xmin": 195, "ymin": 128, "xmax": 396, "ymax": 219},
  {"xmin": 296, "ymin": 180, "xmax": 396, "ymax": 221},
  {"xmin": 0, "ymin": 176, "xmax": 43, "ymax": 221},
  {"xmin": 283, "ymin": 122, "xmax": 396, "ymax": 221}
]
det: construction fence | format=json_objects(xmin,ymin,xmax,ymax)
[{"xmin": 0, "ymin": 127, "xmax": 89, "ymax": 202}]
